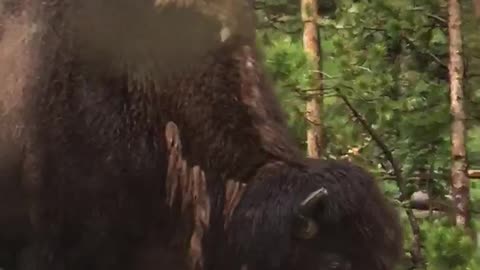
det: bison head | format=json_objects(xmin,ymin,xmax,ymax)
[{"xmin": 224, "ymin": 160, "xmax": 403, "ymax": 270}]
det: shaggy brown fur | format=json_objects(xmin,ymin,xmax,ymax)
[
  {"xmin": 0, "ymin": 1, "xmax": 403, "ymax": 270},
  {"xmin": 0, "ymin": 2, "xmax": 38, "ymax": 268}
]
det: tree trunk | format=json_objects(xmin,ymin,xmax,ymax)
[
  {"xmin": 474, "ymin": 0, "xmax": 480, "ymax": 18},
  {"xmin": 448, "ymin": 0, "xmax": 470, "ymax": 228},
  {"xmin": 301, "ymin": 0, "xmax": 323, "ymax": 158}
]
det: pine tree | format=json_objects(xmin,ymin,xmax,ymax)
[{"xmin": 448, "ymin": 0, "xmax": 470, "ymax": 228}]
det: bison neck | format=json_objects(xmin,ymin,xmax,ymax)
[
  {"xmin": 155, "ymin": 39, "xmax": 303, "ymax": 182},
  {"xmin": 31, "ymin": 0, "xmax": 301, "ymax": 183}
]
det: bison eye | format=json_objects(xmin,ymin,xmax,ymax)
[
  {"xmin": 328, "ymin": 260, "xmax": 351, "ymax": 270},
  {"xmin": 328, "ymin": 261, "xmax": 341, "ymax": 269},
  {"xmin": 318, "ymin": 253, "xmax": 351, "ymax": 270},
  {"xmin": 337, "ymin": 261, "xmax": 352, "ymax": 270}
]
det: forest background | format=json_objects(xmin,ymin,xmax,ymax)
[{"xmin": 254, "ymin": 0, "xmax": 480, "ymax": 269}]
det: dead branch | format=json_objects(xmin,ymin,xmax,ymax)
[
  {"xmin": 335, "ymin": 89, "xmax": 426, "ymax": 270},
  {"xmin": 469, "ymin": 170, "xmax": 480, "ymax": 178}
]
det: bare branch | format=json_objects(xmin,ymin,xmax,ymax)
[
  {"xmin": 335, "ymin": 89, "xmax": 426, "ymax": 269},
  {"xmin": 401, "ymin": 36, "xmax": 448, "ymax": 69},
  {"xmin": 467, "ymin": 73, "xmax": 480, "ymax": 78},
  {"xmin": 469, "ymin": 170, "xmax": 480, "ymax": 179},
  {"xmin": 425, "ymin": 13, "xmax": 448, "ymax": 25}
]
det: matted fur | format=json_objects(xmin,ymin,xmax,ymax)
[
  {"xmin": 0, "ymin": 1, "xmax": 403, "ymax": 270},
  {"xmin": 0, "ymin": 2, "xmax": 42, "ymax": 268}
]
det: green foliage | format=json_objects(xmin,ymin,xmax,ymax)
[
  {"xmin": 258, "ymin": 32, "xmax": 311, "ymax": 149},
  {"xmin": 256, "ymin": 0, "xmax": 480, "ymax": 269},
  {"xmin": 422, "ymin": 219, "xmax": 478, "ymax": 270}
]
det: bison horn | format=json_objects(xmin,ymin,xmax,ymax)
[{"xmin": 294, "ymin": 187, "xmax": 328, "ymax": 239}]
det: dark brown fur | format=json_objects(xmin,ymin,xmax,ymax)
[{"xmin": 0, "ymin": 1, "xmax": 403, "ymax": 270}]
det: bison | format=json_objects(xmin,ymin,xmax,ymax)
[{"xmin": 0, "ymin": 0, "xmax": 403, "ymax": 270}]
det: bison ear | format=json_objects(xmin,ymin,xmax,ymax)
[{"xmin": 294, "ymin": 187, "xmax": 328, "ymax": 239}]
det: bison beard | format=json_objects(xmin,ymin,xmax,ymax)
[{"xmin": 0, "ymin": 1, "xmax": 403, "ymax": 270}]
